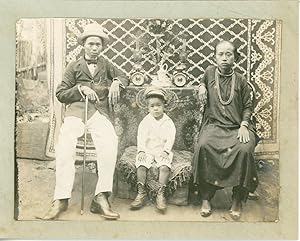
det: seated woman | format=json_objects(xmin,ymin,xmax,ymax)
[{"xmin": 192, "ymin": 40, "xmax": 259, "ymax": 220}]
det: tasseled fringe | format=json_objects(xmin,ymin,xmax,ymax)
[
  {"xmin": 167, "ymin": 166, "xmax": 192, "ymax": 196},
  {"xmin": 116, "ymin": 160, "xmax": 137, "ymax": 189},
  {"xmin": 116, "ymin": 158, "xmax": 193, "ymax": 200}
]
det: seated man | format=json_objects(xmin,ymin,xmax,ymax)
[{"xmin": 43, "ymin": 23, "xmax": 128, "ymax": 220}]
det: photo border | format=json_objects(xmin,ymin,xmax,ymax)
[{"xmin": 0, "ymin": 0, "xmax": 297, "ymax": 239}]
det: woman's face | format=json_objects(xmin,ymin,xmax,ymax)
[
  {"xmin": 215, "ymin": 41, "xmax": 235, "ymax": 71},
  {"xmin": 84, "ymin": 36, "xmax": 103, "ymax": 59}
]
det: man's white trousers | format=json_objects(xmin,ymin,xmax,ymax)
[{"xmin": 53, "ymin": 111, "xmax": 118, "ymax": 200}]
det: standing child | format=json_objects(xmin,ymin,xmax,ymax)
[{"xmin": 130, "ymin": 87, "xmax": 176, "ymax": 213}]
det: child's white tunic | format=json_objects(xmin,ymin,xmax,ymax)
[{"xmin": 136, "ymin": 113, "xmax": 176, "ymax": 169}]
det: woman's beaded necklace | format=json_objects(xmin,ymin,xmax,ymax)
[{"xmin": 215, "ymin": 68, "xmax": 236, "ymax": 105}]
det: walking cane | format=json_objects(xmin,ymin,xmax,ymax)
[{"xmin": 81, "ymin": 96, "xmax": 89, "ymax": 215}]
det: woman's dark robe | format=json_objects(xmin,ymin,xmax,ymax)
[{"xmin": 192, "ymin": 65, "xmax": 259, "ymax": 193}]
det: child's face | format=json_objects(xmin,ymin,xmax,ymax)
[
  {"xmin": 215, "ymin": 41, "xmax": 235, "ymax": 71},
  {"xmin": 147, "ymin": 97, "xmax": 164, "ymax": 119}
]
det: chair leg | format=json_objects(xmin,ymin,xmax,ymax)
[{"xmin": 111, "ymin": 170, "xmax": 119, "ymax": 200}]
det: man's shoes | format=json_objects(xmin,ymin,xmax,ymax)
[
  {"xmin": 42, "ymin": 199, "xmax": 68, "ymax": 220},
  {"xmin": 130, "ymin": 182, "xmax": 147, "ymax": 210},
  {"xmin": 156, "ymin": 185, "xmax": 167, "ymax": 213},
  {"xmin": 90, "ymin": 192, "xmax": 120, "ymax": 220}
]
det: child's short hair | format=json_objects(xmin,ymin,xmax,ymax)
[
  {"xmin": 144, "ymin": 87, "xmax": 167, "ymax": 104},
  {"xmin": 214, "ymin": 40, "xmax": 241, "ymax": 62}
]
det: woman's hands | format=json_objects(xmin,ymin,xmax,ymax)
[{"xmin": 237, "ymin": 126, "xmax": 250, "ymax": 143}]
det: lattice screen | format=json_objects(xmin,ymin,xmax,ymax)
[{"xmin": 65, "ymin": 18, "xmax": 281, "ymax": 143}]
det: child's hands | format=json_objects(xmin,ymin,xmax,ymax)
[
  {"xmin": 160, "ymin": 151, "xmax": 169, "ymax": 162},
  {"xmin": 137, "ymin": 151, "xmax": 146, "ymax": 162}
]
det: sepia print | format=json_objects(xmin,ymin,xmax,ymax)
[{"xmin": 15, "ymin": 17, "xmax": 282, "ymax": 223}]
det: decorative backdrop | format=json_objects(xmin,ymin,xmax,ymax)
[{"xmin": 45, "ymin": 18, "xmax": 281, "ymax": 158}]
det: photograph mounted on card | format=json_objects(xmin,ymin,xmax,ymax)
[{"xmin": 15, "ymin": 17, "xmax": 282, "ymax": 224}]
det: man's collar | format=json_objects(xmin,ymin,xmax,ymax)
[{"xmin": 84, "ymin": 54, "xmax": 99, "ymax": 64}]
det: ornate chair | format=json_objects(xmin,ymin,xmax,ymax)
[
  {"xmin": 60, "ymin": 103, "xmax": 98, "ymax": 168},
  {"xmin": 247, "ymin": 81, "xmax": 260, "ymax": 200},
  {"xmin": 247, "ymin": 81, "xmax": 258, "ymax": 125},
  {"xmin": 115, "ymin": 87, "xmax": 202, "ymax": 206}
]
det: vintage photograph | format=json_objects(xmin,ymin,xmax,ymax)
[{"xmin": 15, "ymin": 17, "xmax": 281, "ymax": 222}]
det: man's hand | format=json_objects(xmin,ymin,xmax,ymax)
[
  {"xmin": 237, "ymin": 126, "xmax": 250, "ymax": 143},
  {"xmin": 198, "ymin": 85, "xmax": 207, "ymax": 105},
  {"xmin": 160, "ymin": 151, "xmax": 169, "ymax": 163},
  {"xmin": 108, "ymin": 80, "xmax": 120, "ymax": 106},
  {"xmin": 80, "ymin": 86, "xmax": 99, "ymax": 103},
  {"xmin": 137, "ymin": 151, "xmax": 146, "ymax": 162}
]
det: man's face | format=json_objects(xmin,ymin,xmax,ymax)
[
  {"xmin": 84, "ymin": 36, "xmax": 103, "ymax": 59},
  {"xmin": 215, "ymin": 41, "xmax": 235, "ymax": 71},
  {"xmin": 147, "ymin": 97, "xmax": 164, "ymax": 119}
]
